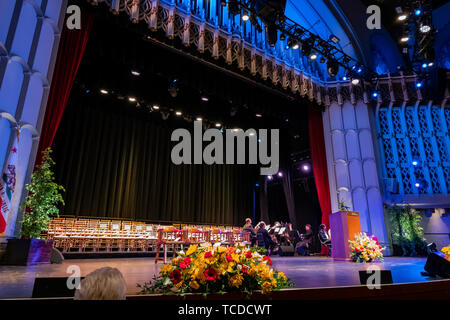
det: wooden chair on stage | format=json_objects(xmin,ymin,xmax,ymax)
[
  {"xmin": 155, "ymin": 228, "xmax": 188, "ymax": 264},
  {"xmin": 187, "ymin": 228, "xmax": 210, "ymax": 245}
]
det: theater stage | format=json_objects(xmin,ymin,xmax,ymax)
[{"xmin": 0, "ymin": 256, "xmax": 439, "ymax": 299}]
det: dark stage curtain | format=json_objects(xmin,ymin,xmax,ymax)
[
  {"xmin": 308, "ymin": 107, "xmax": 332, "ymax": 228},
  {"xmin": 52, "ymin": 89, "xmax": 257, "ymax": 226},
  {"xmin": 282, "ymin": 170, "xmax": 297, "ymax": 228},
  {"xmin": 35, "ymin": 13, "xmax": 94, "ymax": 166}
]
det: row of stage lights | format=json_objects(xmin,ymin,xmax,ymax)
[
  {"xmin": 94, "ymin": 69, "xmax": 273, "ymax": 135},
  {"xmin": 230, "ymin": 1, "xmax": 432, "ymax": 98}
]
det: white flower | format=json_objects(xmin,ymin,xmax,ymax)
[{"xmin": 213, "ymin": 242, "xmax": 221, "ymax": 248}]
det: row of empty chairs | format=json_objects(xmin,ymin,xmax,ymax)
[{"xmin": 44, "ymin": 218, "xmax": 246, "ymax": 254}]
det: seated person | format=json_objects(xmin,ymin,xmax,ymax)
[
  {"xmin": 243, "ymin": 218, "xmax": 257, "ymax": 246},
  {"xmin": 318, "ymin": 224, "xmax": 332, "ymax": 247},
  {"xmin": 295, "ymin": 224, "xmax": 313, "ymax": 256},
  {"xmin": 257, "ymin": 222, "xmax": 276, "ymax": 255}
]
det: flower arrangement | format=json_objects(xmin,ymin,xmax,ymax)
[
  {"xmin": 442, "ymin": 246, "xmax": 450, "ymax": 261},
  {"xmin": 349, "ymin": 232, "xmax": 385, "ymax": 263},
  {"xmin": 138, "ymin": 243, "xmax": 294, "ymax": 296}
]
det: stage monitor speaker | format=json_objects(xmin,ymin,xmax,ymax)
[
  {"xmin": 424, "ymin": 252, "xmax": 450, "ymax": 278},
  {"xmin": 358, "ymin": 270, "xmax": 393, "ymax": 285},
  {"xmin": 32, "ymin": 277, "xmax": 84, "ymax": 298},
  {"xmin": 279, "ymin": 245, "xmax": 294, "ymax": 256}
]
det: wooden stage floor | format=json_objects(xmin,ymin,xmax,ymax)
[{"xmin": 0, "ymin": 256, "xmax": 437, "ymax": 299}]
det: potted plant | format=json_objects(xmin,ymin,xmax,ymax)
[{"xmin": 4, "ymin": 148, "xmax": 65, "ymax": 265}]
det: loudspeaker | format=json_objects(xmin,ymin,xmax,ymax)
[
  {"xmin": 32, "ymin": 277, "xmax": 83, "ymax": 298},
  {"xmin": 424, "ymin": 252, "xmax": 450, "ymax": 278},
  {"xmin": 279, "ymin": 245, "xmax": 294, "ymax": 256},
  {"xmin": 358, "ymin": 270, "xmax": 393, "ymax": 285}
]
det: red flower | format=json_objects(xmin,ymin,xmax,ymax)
[
  {"xmin": 355, "ymin": 248, "xmax": 360, "ymax": 253},
  {"xmin": 179, "ymin": 257, "xmax": 191, "ymax": 269},
  {"xmin": 204, "ymin": 268, "xmax": 218, "ymax": 281},
  {"xmin": 169, "ymin": 269, "xmax": 182, "ymax": 284},
  {"xmin": 226, "ymin": 255, "xmax": 234, "ymax": 262},
  {"xmin": 245, "ymin": 251, "xmax": 252, "ymax": 259},
  {"xmin": 242, "ymin": 265, "xmax": 249, "ymax": 274},
  {"xmin": 204, "ymin": 251, "xmax": 212, "ymax": 258},
  {"xmin": 263, "ymin": 256, "xmax": 272, "ymax": 266}
]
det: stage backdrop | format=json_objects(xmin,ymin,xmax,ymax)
[{"xmin": 52, "ymin": 88, "xmax": 258, "ymax": 226}]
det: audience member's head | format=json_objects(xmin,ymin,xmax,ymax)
[{"xmin": 74, "ymin": 267, "xmax": 127, "ymax": 300}]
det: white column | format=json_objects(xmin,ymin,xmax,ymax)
[
  {"xmin": 322, "ymin": 88, "xmax": 389, "ymax": 251},
  {"xmin": 0, "ymin": 0, "xmax": 67, "ymax": 239}
]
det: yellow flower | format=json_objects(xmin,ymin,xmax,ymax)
[
  {"xmin": 189, "ymin": 280, "xmax": 200, "ymax": 290},
  {"xmin": 261, "ymin": 281, "xmax": 273, "ymax": 294},
  {"xmin": 278, "ymin": 272, "xmax": 287, "ymax": 281},
  {"xmin": 186, "ymin": 245, "xmax": 197, "ymax": 256},
  {"xmin": 229, "ymin": 273, "xmax": 243, "ymax": 288},
  {"xmin": 160, "ymin": 264, "xmax": 173, "ymax": 275}
]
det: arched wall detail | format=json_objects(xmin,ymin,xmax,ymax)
[
  {"xmin": 322, "ymin": 90, "xmax": 389, "ymax": 249},
  {"xmin": 0, "ymin": 0, "xmax": 66, "ymax": 239}
]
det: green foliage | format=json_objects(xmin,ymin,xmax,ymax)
[
  {"xmin": 338, "ymin": 198, "xmax": 350, "ymax": 211},
  {"xmin": 21, "ymin": 148, "xmax": 65, "ymax": 239},
  {"xmin": 388, "ymin": 206, "xmax": 427, "ymax": 256}
]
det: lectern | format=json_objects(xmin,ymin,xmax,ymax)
[{"xmin": 330, "ymin": 211, "xmax": 361, "ymax": 261}]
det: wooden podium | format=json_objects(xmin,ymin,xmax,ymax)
[{"xmin": 330, "ymin": 211, "xmax": 361, "ymax": 261}]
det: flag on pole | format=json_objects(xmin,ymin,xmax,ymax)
[{"xmin": 0, "ymin": 133, "xmax": 19, "ymax": 235}]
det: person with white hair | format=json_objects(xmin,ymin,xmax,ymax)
[{"xmin": 74, "ymin": 267, "xmax": 127, "ymax": 300}]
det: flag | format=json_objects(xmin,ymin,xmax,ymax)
[{"xmin": 0, "ymin": 133, "xmax": 19, "ymax": 235}]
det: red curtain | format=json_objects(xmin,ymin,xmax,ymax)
[
  {"xmin": 35, "ymin": 13, "xmax": 94, "ymax": 166},
  {"xmin": 308, "ymin": 107, "xmax": 332, "ymax": 228}
]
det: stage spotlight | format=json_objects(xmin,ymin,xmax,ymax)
[
  {"xmin": 416, "ymin": 82, "xmax": 423, "ymax": 88},
  {"xmin": 329, "ymin": 34, "xmax": 340, "ymax": 44},
  {"xmin": 357, "ymin": 67, "xmax": 362, "ymax": 74},
  {"xmin": 242, "ymin": 11, "xmax": 249, "ymax": 21},
  {"xmin": 201, "ymin": 95, "xmax": 209, "ymax": 102},
  {"xmin": 228, "ymin": 0, "xmax": 239, "ymax": 15},
  {"xmin": 415, "ymin": 182, "xmax": 421, "ymax": 188},
  {"xmin": 400, "ymin": 36, "xmax": 409, "ymax": 43},
  {"xmin": 302, "ymin": 164, "xmax": 311, "ymax": 172},
  {"xmin": 128, "ymin": 97, "xmax": 137, "ymax": 102},
  {"xmin": 412, "ymin": 160, "xmax": 419, "ymax": 166},
  {"xmin": 100, "ymin": 89, "xmax": 109, "ymax": 94},
  {"xmin": 215, "ymin": 123, "xmax": 221, "ymax": 127},
  {"xmin": 397, "ymin": 14, "xmax": 407, "ymax": 21},
  {"xmin": 265, "ymin": 23, "xmax": 278, "ymax": 47},
  {"xmin": 301, "ymin": 42, "xmax": 312, "ymax": 57},
  {"xmin": 267, "ymin": 175, "xmax": 273, "ymax": 180},
  {"xmin": 420, "ymin": 24, "xmax": 431, "ymax": 33},
  {"xmin": 372, "ymin": 91, "xmax": 379, "ymax": 98},
  {"xmin": 428, "ymin": 62, "xmax": 434, "ymax": 67},
  {"xmin": 327, "ymin": 59, "xmax": 339, "ymax": 77},
  {"xmin": 310, "ymin": 52, "xmax": 317, "ymax": 60},
  {"xmin": 255, "ymin": 113, "xmax": 263, "ymax": 118},
  {"xmin": 196, "ymin": 117, "xmax": 203, "ymax": 121},
  {"xmin": 415, "ymin": 9, "xmax": 422, "ymax": 16},
  {"xmin": 152, "ymin": 105, "xmax": 160, "ymax": 110},
  {"xmin": 131, "ymin": 70, "xmax": 141, "ymax": 76},
  {"xmin": 255, "ymin": 183, "xmax": 260, "ymax": 187},
  {"xmin": 175, "ymin": 111, "xmax": 182, "ymax": 116},
  {"xmin": 342, "ymin": 76, "xmax": 348, "ymax": 81},
  {"xmin": 277, "ymin": 172, "xmax": 283, "ymax": 177},
  {"xmin": 351, "ymin": 78, "xmax": 360, "ymax": 85}
]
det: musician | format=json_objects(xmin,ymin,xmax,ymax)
[
  {"xmin": 318, "ymin": 224, "xmax": 332, "ymax": 246},
  {"xmin": 284, "ymin": 222, "xmax": 299, "ymax": 246},
  {"xmin": 295, "ymin": 224, "xmax": 313, "ymax": 256},
  {"xmin": 257, "ymin": 222, "xmax": 276, "ymax": 255},
  {"xmin": 243, "ymin": 218, "xmax": 257, "ymax": 247}
]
